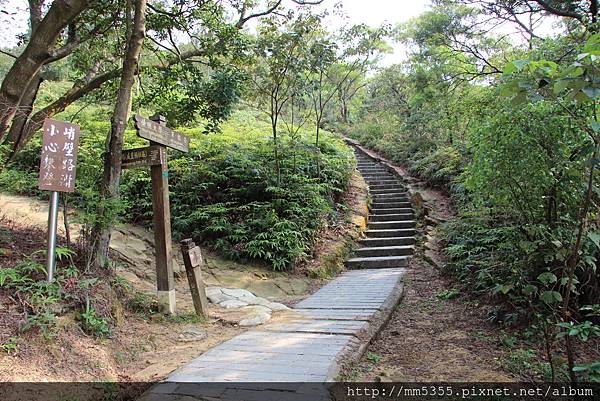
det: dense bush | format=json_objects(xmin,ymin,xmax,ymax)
[
  {"xmin": 346, "ymin": 35, "xmax": 599, "ymax": 325},
  {"xmin": 1, "ymin": 108, "xmax": 354, "ymax": 270}
]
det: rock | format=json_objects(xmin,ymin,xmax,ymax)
[
  {"xmin": 222, "ymin": 288, "xmax": 256, "ymax": 299},
  {"xmin": 245, "ymin": 297, "xmax": 272, "ymax": 308},
  {"xmin": 411, "ymin": 192, "xmax": 425, "ymax": 215},
  {"xmin": 111, "ymin": 297, "xmax": 125, "ymax": 328},
  {"xmin": 424, "ymin": 250, "xmax": 443, "ymax": 269},
  {"xmin": 242, "ymin": 305, "xmax": 272, "ymax": 314},
  {"xmin": 178, "ymin": 327, "xmax": 208, "ymax": 342},
  {"xmin": 266, "ymin": 301, "xmax": 290, "ymax": 311},
  {"xmin": 239, "ymin": 312, "xmax": 271, "ymax": 327},
  {"xmin": 219, "ymin": 299, "xmax": 249, "ymax": 309},
  {"xmin": 207, "ymin": 292, "xmax": 231, "ymax": 304},
  {"xmin": 205, "ymin": 287, "xmax": 223, "ymax": 297}
]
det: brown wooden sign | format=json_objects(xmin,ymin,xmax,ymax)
[
  {"xmin": 38, "ymin": 119, "xmax": 80, "ymax": 193},
  {"xmin": 122, "ymin": 145, "xmax": 164, "ymax": 169},
  {"xmin": 134, "ymin": 114, "xmax": 190, "ymax": 152},
  {"xmin": 181, "ymin": 238, "xmax": 209, "ymax": 317}
]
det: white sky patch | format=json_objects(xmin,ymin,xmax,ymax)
[
  {"xmin": 316, "ymin": 0, "xmax": 432, "ymax": 66},
  {"xmin": 0, "ymin": 0, "xmax": 28, "ymax": 49}
]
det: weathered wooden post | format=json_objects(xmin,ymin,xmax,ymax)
[
  {"xmin": 130, "ymin": 114, "xmax": 190, "ymax": 315},
  {"xmin": 180, "ymin": 239, "xmax": 209, "ymax": 317},
  {"xmin": 148, "ymin": 114, "xmax": 175, "ymax": 315}
]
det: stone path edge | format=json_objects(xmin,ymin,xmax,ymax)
[{"xmin": 326, "ymin": 279, "xmax": 406, "ymax": 380}]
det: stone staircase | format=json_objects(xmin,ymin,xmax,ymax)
[{"xmin": 346, "ymin": 150, "xmax": 416, "ymax": 270}]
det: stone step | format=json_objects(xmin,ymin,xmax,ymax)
[
  {"xmin": 370, "ymin": 188, "xmax": 408, "ymax": 195},
  {"xmin": 371, "ymin": 201, "xmax": 412, "ymax": 208},
  {"xmin": 370, "ymin": 207, "xmax": 414, "ymax": 215},
  {"xmin": 363, "ymin": 175, "xmax": 398, "ymax": 184},
  {"xmin": 368, "ymin": 184, "xmax": 405, "ymax": 190},
  {"xmin": 365, "ymin": 228, "xmax": 417, "ymax": 238},
  {"xmin": 362, "ymin": 173, "xmax": 392, "ymax": 178},
  {"xmin": 372, "ymin": 189, "xmax": 408, "ymax": 194},
  {"xmin": 359, "ymin": 168, "xmax": 389, "ymax": 173},
  {"xmin": 355, "ymin": 245, "xmax": 415, "ymax": 258},
  {"xmin": 359, "ymin": 236, "xmax": 417, "ymax": 247},
  {"xmin": 368, "ymin": 220, "xmax": 416, "ymax": 230},
  {"xmin": 372, "ymin": 195, "xmax": 410, "ymax": 202},
  {"xmin": 366, "ymin": 180, "xmax": 403, "ymax": 186},
  {"xmin": 369, "ymin": 213, "xmax": 414, "ymax": 222},
  {"xmin": 346, "ymin": 255, "xmax": 410, "ymax": 269},
  {"xmin": 372, "ymin": 196, "xmax": 411, "ymax": 203},
  {"xmin": 362, "ymin": 174, "xmax": 396, "ymax": 179}
]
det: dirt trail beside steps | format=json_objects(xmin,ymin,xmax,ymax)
[{"xmin": 0, "ymin": 193, "xmax": 319, "ymax": 382}]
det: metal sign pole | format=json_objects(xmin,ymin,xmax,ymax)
[{"xmin": 46, "ymin": 191, "xmax": 60, "ymax": 282}]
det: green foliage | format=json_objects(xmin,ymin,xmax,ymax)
[
  {"xmin": 158, "ymin": 313, "xmax": 206, "ymax": 324},
  {"xmin": 0, "ymin": 248, "xmax": 114, "ymax": 340},
  {"xmin": 128, "ymin": 291, "xmax": 159, "ymax": 316},
  {"xmin": 1, "ymin": 106, "xmax": 353, "ymax": 270},
  {"xmin": 503, "ymin": 348, "xmax": 557, "ymax": 380},
  {"xmin": 436, "ymin": 288, "xmax": 460, "ymax": 300},
  {"xmin": 80, "ymin": 304, "xmax": 111, "ymax": 338},
  {"xmin": 366, "ymin": 351, "xmax": 382, "ymax": 364},
  {"xmin": 160, "ymin": 113, "xmax": 353, "ymax": 269},
  {"xmin": 1, "ymin": 337, "xmax": 18, "ymax": 354}
]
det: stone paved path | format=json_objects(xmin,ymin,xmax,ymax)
[{"xmin": 139, "ymin": 149, "xmax": 414, "ymax": 401}]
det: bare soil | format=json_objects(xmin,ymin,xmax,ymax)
[{"xmin": 342, "ymin": 254, "xmax": 516, "ymax": 382}]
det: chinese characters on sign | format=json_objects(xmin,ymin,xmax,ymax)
[
  {"xmin": 122, "ymin": 145, "xmax": 164, "ymax": 169},
  {"xmin": 38, "ymin": 119, "xmax": 80, "ymax": 192},
  {"xmin": 134, "ymin": 114, "xmax": 190, "ymax": 152}
]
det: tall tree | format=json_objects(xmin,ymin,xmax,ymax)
[
  {"xmin": 90, "ymin": 0, "xmax": 147, "ymax": 267},
  {"xmin": 249, "ymin": 13, "xmax": 316, "ymax": 184}
]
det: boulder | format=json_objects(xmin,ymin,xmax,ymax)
[
  {"xmin": 219, "ymin": 299, "xmax": 249, "ymax": 309},
  {"xmin": 239, "ymin": 312, "xmax": 271, "ymax": 327}
]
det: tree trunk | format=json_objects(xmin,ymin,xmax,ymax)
[
  {"xmin": 29, "ymin": 0, "xmax": 44, "ymax": 34},
  {"xmin": 89, "ymin": 0, "xmax": 147, "ymax": 268},
  {"xmin": 4, "ymin": 76, "xmax": 43, "ymax": 148},
  {"xmin": 6, "ymin": 63, "xmax": 118, "ymax": 159},
  {"xmin": 0, "ymin": 0, "xmax": 88, "ymax": 140}
]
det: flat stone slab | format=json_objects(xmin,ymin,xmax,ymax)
[{"xmin": 139, "ymin": 268, "xmax": 406, "ymax": 401}]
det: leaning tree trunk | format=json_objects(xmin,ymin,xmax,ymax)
[
  {"xmin": 89, "ymin": 0, "xmax": 147, "ymax": 268},
  {"xmin": 0, "ymin": 0, "xmax": 88, "ymax": 140},
  {"xmin": 4, "ymin": 76, "xmax": 44, "ymax": 149},
  {"xmin": 6, "ymin": 64, "xmax": 119, "ymax": 160}
]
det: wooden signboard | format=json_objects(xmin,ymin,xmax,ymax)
[
  {"xmin": 130, "ymin": 114, "xmax": 192, "ymax": 314},
  {"xmin": 180, "ymin": 239, "xmax": 209, "ymax": 317},
  {"xmin": 134, "ymin": 114, "xmax": 190, "ymax": 152},
  {"xmin": 38, "ymin": 119, "xmax": 81, "ymax": 193},
  {"xmin": 122, "ymin": 145, "xmax": 164, "ymax": 169}
]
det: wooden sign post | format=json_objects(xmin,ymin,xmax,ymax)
[
  {"xmin": 38, "ymin": 119, "xmax": 81, "ymax": 282},
  {"xmin": 129, "ymin": 114, "xmax": 190, "ymax": 315},
  {"xmin": 180, "ymin": 239, "xmax": 209, "ymax": 317}
]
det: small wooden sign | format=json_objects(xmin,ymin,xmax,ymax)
[
  {"xmin": 122, "ymin": 145, "xmax": 164, "ymax": 169},
  {"xmin": 134, "ymin": 114, "xmax": 190, "ymax": 152},
  {"xmin": 181, "ymin": 239, "xmax": 209, "ymax": 317},
  {"xmin": 38, "ymin": 119, "xmax": 80, "ymax": 193}
]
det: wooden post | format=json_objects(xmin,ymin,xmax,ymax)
[
  {"xmin": 180, "ymin": 238, "xmax": 209, "ymax": 316},
  {"xmin": 150, "ymin": 115, "xmax": 176, "ymax": 314}
]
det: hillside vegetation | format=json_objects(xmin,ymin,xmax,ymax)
[
  {"xmin": 2, "ymin": 104, "xmax": 354, "ymax": 270},
  {"xmin": 347, "ymin": 0, "xmax": 600, "ymax": 382}
]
